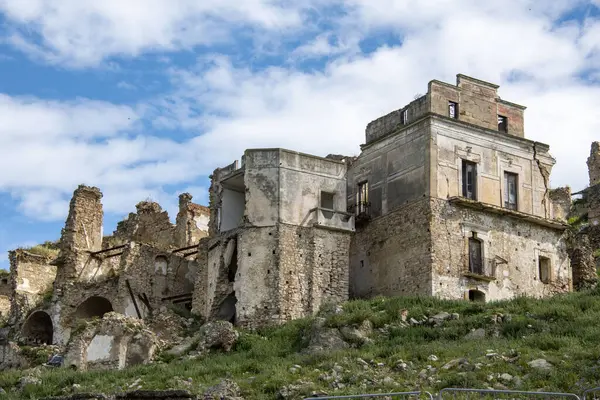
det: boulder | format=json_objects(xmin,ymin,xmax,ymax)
[
  {"xmin": 197, "ymin": 321, "xmax": 239, "ymax": 353},
  {"xmin": 203, "ymin": 379, "xmax": 243, "ymax": 400},
  {"xmin": 304, "ymin": 318, "xmax": 349, "ymax": 354}
]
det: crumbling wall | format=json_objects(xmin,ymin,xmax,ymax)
[
  {"xmin": 549, "ymin": 187, "xmax": 572, "ymax": 222},
  {"xmin": 349, "ymin": 198, "xmax": 433, "ymax": 298},
  {"xmin": 175, "ymin": 193, "xmax": 209, "ymax": 247},
  {"xmin": 587, "ymin": 141, "xmax": 600, "ymax": 187},
  {"xmin": 64, "ymin": 312, "xmax": 157, "ymax": 371},
  {"xmin": 113, "ymin": 202, "xmax": 176, "ymax": 251},
  {"xmin": 0, "ymin": 273, "xmax": 11, "ymax": 317},
  {"xmin": 8, "ymin": 250, "xmax": 57, "ymax": 324},
  {"xmin": 430, "ymin": 198, "xmax": 571, "ymax": 301}
]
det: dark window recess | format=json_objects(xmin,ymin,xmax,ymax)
[
  {"xmin": 468, "ymin": 289, "xmax": 485, "ymax": 302},
  {"xmin": 462, "ymin": 160, "xmax": 477, "ymax": 200},
  {"xmin": 498, "ymin": 115, "xmax": 508, "ymax": 133},
  {"xmin": 468, "ymin": 234, "xmax": 483, "ymax": 275},
  {"xmin": 504, "ymin": 172, "xmax": 518, "ymax": 210},
  {"xmin": 357, "ymin": 181, "xmax": 369, "ymax": 215},
  {"xmin": 539, "ymin": 256, "xmax": 551, "ymax": 284},
  {"xmin": 448, "ymin": 101, "xmax": 458, "ymax": 119}
]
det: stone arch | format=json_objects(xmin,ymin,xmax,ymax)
[
  {"xmin": 468, "ymin": 289, "xmax": 486, "ymax": 302},
  {"xmin": 75, "ymin": 296, "xmax": 114, "ymax": 320},
  {"xmin": 22, "ymin": 311, "xmax": 53, "ymax": 345}
]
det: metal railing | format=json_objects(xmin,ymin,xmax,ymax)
[
  {"xmin": 583, "ymin": 388, "xmax": 600, "ymax": 400},
  {"xmin": 438, "ymin": 388, "xmax": 580, "ymax": 400},
  {"xmin": 304, "ymin": 391, "xmax": 433, "ymax": 400}
]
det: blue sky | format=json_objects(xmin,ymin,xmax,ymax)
[{"xmin": 0, "ymin": 0, "xmax": 599, "ymax": 270}]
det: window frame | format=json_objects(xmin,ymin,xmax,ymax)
[
  {"xmin": 356, "ymin": 181, "xmax": 369, "ymax": 215},
  {"xmin": 538, "ymin": 255, "xmax": 551, "ymax": 284},
  {"xmin": 497, "ymin": 115, "xmax": 508, "ymax": 133},
  {"xmin": 503, "ymin": 171, "xmax": 518, "ymax": 211},
  {"xmin": 468, "ymin": 233, "xmax": 484, "ymax": 275},
  {"xmin": 448, "ymin": 101, "xmax": 458, "ymax": 119},
  {"xmin": 462, "ymin": 159, "xmax": 478, "ymax": 200}
]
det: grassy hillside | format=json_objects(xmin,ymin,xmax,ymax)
[{"xmin": 4, "ymin": 288, "xmax": 600, "ymax": 399}]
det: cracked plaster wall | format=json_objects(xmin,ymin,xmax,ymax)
[{"xmin": 430, "ymin": 198, "xmax": 570, "ymax": 301}]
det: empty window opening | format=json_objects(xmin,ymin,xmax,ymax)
[
  {"xmin": 74, "ymin": 296, "xmax": 114, "ymax": 320},
  {"xmin": 468, "ymin": 234, "xmax": 483, "ymax": 275},
  {"xmin": 504, "ymin": 172, "xmax": 518, "ymax": 210},
  {"xmin": 462, "ymin": 160, "xmax": 477, "ymax": 200},
  {"xmin": 154, "ymin": 256, "xmax": 168, "ymax": 275},
  {"xmin": 498, "ymin": 115, "xmax": 508, "ymax": 133},
  {"xmin": 402, "ymin": 109, "xmax": 409, "ymax": 125},
  {"xmin": 539, "ymin": 256, "xmax": 551, "ymax": 284},
  {"xmin": 448, "ymin": 101, "xmax": 458, "ymax": 119},
  {"xmin": 357, "ymin": 181, "xmax": 369, "ymax": 214},
  {"xmin": 22, "ymin": 311, "xmax": 53, "ymax": 345},
  {"xmin": 321, "ymin": 191, "xmax": 335, "ymax": 219},
  {"xmin": 220, "ymin": 187, "xmax": 245, "ymax": 233},
  {"xmin": 468, "ymin": 289, "xmax": 486, "ymax": 302},
  {"xmin": 216, "ymin": 292, "xmax": 237, "ymax": 324},
  {"xmin": 227, "ymin": 242, "xmax": 238, "ymax": 283}
]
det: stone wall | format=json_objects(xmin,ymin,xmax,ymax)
[
  {"xmin": 58, "ymin": 185, "xmax": 104, "ymax": 282},
  {"xmin": 175, "ymin": 193, "xmax": 209, "ymax": 247},
  {"xmin": 8, "ymin": 250, "xmax": 57, "ymax": 323},
  {"xmin": 430, "ymin": 198, "xmax": 570, "ymax": 301},
  {"xmin": 549, "ymin": 187, "xmax": 572, "ymax": 222},
  {"xmin": 365, "ymin": 74, "xmax": 526, "ymax": 145},
  {"xmin": 587, "ymin": 141, "xmax": 600, "ymax": 186},
  {"xmin": 431, "ymin": 116, "xmax": 553, "ymax": 219},
  {"xmin": 349, "ymin": 198, "xmax": 433, "ymax": 298},
  {"xmin": 113, "ymin": 202, "xmax": 176, "ymax": 251}
]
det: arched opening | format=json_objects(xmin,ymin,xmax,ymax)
[
  {"xmin": 468, "ymin": 289, "xmax": 486, "ymax": 302},
  {"xmin": 22, "ymin": 311, "xmax": 53, "ymax": 345},
  {"xmin": 74, "ymin": 296, "xmax": 113, "ymax": 320},
  {"xmin": 154, "ymin": 256, "xmax": 168, "ymax": 275},
  {"xmin": 216, "ymin": 292, "xmax": 237, "ymax": 324}
]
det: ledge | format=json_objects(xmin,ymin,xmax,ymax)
[
  {"xmin": 447, "ymin": 197, "xmax": 568, "ymax": 230},
  {"xmin": 463, "ymin": 272, "xmax": 496, "ymax": 282}
]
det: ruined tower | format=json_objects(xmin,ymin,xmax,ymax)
[{"xmin": 56, "ymin": 185, "xmax": 104, "ymax": 280}]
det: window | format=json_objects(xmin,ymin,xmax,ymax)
[
  {"xmin": 402, "ymin": 109, "xmax": 409, "ymax": 125},
  {"xmin": 498, "ymin": 115, "xmax": 508, "ymax": 133},
  {"xmin": 539, "ymin": 256, "xmax": 551, "ymax": 284},
  {"xmin": 462, "ymin": 160, "xmax": 477, "ymax": 200},
  {"xmin": 357, "ymin": 181, "xmax": 369, "ymax": 214},
  {"xmin": 504, "ymin": 172, "xmax": 518, "ymax": 210},
  {"xmin": 321, "ymin": 191, "xmax": 335, "ymax": 219},
  {"xmin": 468, "ymin": 234, "xmax": 483, "ymax": 275},
  {"xmin": 448, "ymin": 101, "xmax": 458, "ymax": 119},
  {"xmin": 468, "ymin": 289, "xmax": 485, "ymax": 302},
  {"xmin": 320, "ymin": 191, "xmax": 334, "ymax": 210}
]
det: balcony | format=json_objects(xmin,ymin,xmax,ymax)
[
  {"xmin": 309, "ymin": 207, "xmax": 355, "ymax": 232},
  {"xmin": 463, "ymin": 258, "xmax": 497, "ymax": 281}
]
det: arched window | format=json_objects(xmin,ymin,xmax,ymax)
[
  {"xmin": 74, "ymin": 296, "xmax": 113, "ymax": 320},
  {"xmin": 22, "ymin": 311, "xmax": 53, "ymax": 345}
]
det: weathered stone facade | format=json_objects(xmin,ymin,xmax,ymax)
[
  {"xmin": 0, "ymin": 73, "xmax": 583, "ymax": 372},
  {"xmin": 192, "ymin": 149, "xmax": 354, "ymax": 328},
  {"xmin": 348, "ymin": 74, "xmax": 572, "ymax": 302}
]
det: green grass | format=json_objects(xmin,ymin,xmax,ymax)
[
  {"xmin": 5, "ymin": 289, "xmax": 600, "ymax": 399},
  {"xmin": 23, "ymin": 241, "xmax": 60, "ymax": 259}
]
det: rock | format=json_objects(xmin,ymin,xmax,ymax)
[
  {"xmin": 382, "ymin": 377, "xmax": 395, "ymax": 385},
  {"xmin": 0, "ymin": 328, "xmax": 9, "ymax": 345},
  {"xmin": 394, "ymin": 361, "xmax": 409, "ymax": 371},
  {"xmin": 203, "ymin": 379, "xmax": 243, "ymax": 399},
  {"xmin": 339, "ymin": 320, "xmax": 373, "ymax": 345},
  {"xmin": 428, "ymin": 354, "xmax": 438, "ymax": 361},
  {"xmin": 499, "ymin": 373, "xmax": 513, "ymax": 382},
  {"xmin": 429, "ymin": 312, "xmax": 451, "ymax": 326},
  {"xmin": 0, "ymin": 388, "xmax": 5, "ymax": 395},
  {"xmin": 464, "ymin": 328, "xmax": 486, "ymax": 339},
  {"xmin": 277, "ymin": 381, "xmax": 315, "ymax": 399},
  {"xmin": 17, "ymin": 376, "xmax": 41, "ymax": 389},
  {"xmin": 528, "ymin": 359, "xmax": 553, "ymax": 370},
  {"xmin": 197, "ymin": 321, "xmax": 239, "ymax": 353},
  {"xmin": 166, "ymin": 335, "xmax": 200, "ymax": 357},
  {"xmin": 304, "ymin": 318, "xmax": 349, "ymax": 354},
  {"xmin": 441, "ymin": 358, "xmax": 468, "ymax": 370}
]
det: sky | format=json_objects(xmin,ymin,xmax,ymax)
[{"xmin": 0, "ymin": 0, "xmax": 599, "ymax": 270}]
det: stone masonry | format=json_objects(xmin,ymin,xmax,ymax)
[{"xmin": 0, "ymin": 73, "xmax": 583, "ymax": 372}]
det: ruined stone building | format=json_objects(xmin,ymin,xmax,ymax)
[{"xmin": 0, "ymin": 73, "xmax": 576, "ymax": 371}]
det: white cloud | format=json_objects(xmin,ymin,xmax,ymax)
[
  {"xmin": 0, "ymin": 0, "xmax": 314, "ymax": 67},
  {"xmin": 0, "ymin": 0, "xmax": 599, "ymax": 225}
]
